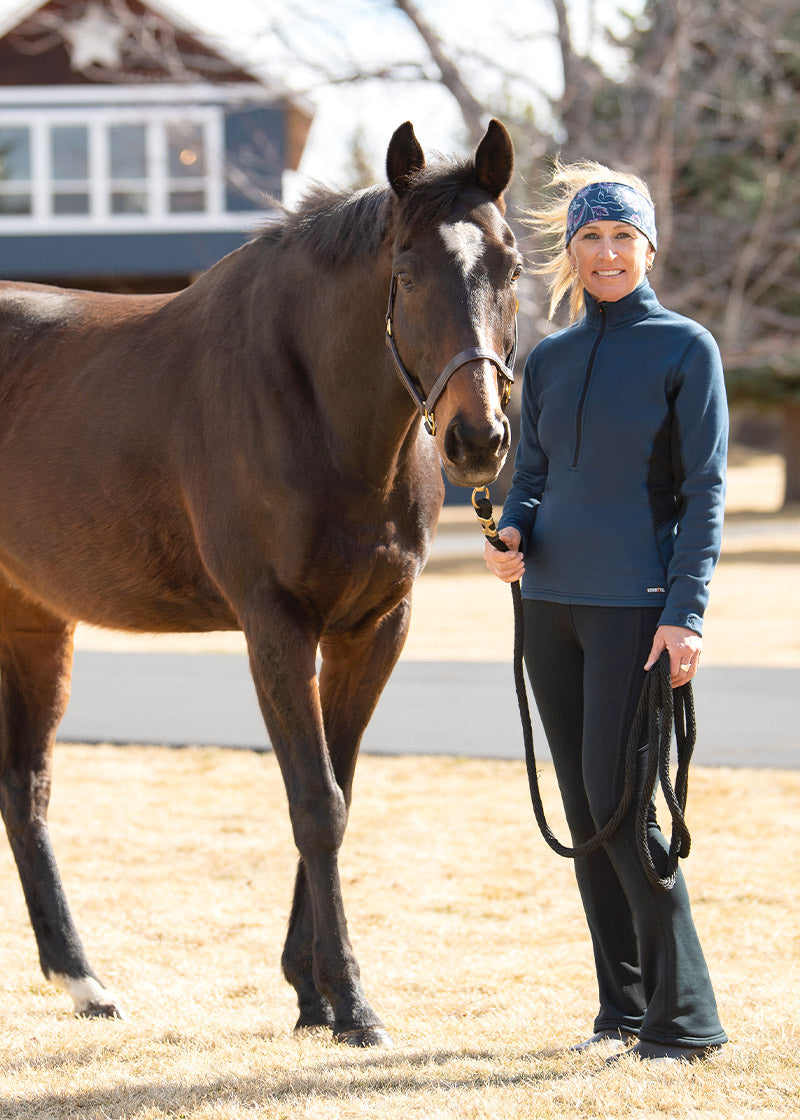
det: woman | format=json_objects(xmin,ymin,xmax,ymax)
[{"xmin": 486, "ymin": 161, "xmax": 728, "ymax": 1064}]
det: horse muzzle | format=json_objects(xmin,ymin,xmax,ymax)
[{"xmin": 440, "ymin": 408, "xmax": 511, "ymax": 486}]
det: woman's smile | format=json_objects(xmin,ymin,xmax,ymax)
[{"xmin": 569, "ymin": 221, "xmax": 655, "ymax": 301}]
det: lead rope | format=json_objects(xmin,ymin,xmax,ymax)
[{"xmin": 472, "ymin": 487, "xmax": 695, "ymax": 890}]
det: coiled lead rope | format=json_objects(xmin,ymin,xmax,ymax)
[{"xmin": 473, "ymin": 486, "xmax": 695, "ymax": 890}]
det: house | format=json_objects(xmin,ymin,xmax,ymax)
[{"xmin": 0, "ymin": 0, "xmax": 313, "ymax": 290}]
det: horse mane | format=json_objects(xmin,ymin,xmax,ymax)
[
  {"xmin": 259, "ymin": 185, "xmax": 390, "ymax": 269},
  {"xmin": 260, "ymin": 155, "xmax": 478, "ymax": 269}
]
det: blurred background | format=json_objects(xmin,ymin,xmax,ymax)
[{"xmin": 1, "ymin": 0, "xmax": 797, "ymax": 505}]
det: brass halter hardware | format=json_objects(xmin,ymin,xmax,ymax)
[
  {"xmin": 384, "ymin": 275, "xmax": 517, "ymax": 436},
  {"xmin": 471, "ymin": 485, "xmax": 503, "ymax": 545}
]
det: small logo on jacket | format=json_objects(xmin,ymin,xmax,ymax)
[{"xmin": 647, "ymin": 586, "xmax": 666, "ymax": 594}]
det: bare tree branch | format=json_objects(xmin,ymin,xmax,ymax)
[{"xmin": 390, "ymin": 0, "xmax": 488, "ymax": 143}]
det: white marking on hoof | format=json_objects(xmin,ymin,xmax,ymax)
[
  {"xmin": 440, "ymin": 221, "xmax": 484, "ymax": 275},
  {"xmin": 335, "ymin": 1026, "xmax": 394, "ymax": 1048},
  {"xmin": 50, "ymin": 973, "xmax": 125, "ymax": 1019}
]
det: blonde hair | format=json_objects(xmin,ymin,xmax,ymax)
[{"xmin": 526, "ymin": 157, "xmax": 655, "ymax": 322}]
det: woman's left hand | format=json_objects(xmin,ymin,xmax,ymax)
[{"xmin": 644, "ymin": 625, "xmax": 702, "ymax": 687}]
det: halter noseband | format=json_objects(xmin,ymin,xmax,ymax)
[{"xmin": 384, "ymin": 274, "xmax": 517, "ymax": 436}]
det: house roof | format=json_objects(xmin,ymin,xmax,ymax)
[
  {"xmin": 0, "ymin": 0, "xmax": 298, "ymax": 91},
  {"xmin": 0, "ymin": 0, "xmax": 313, "ymax": 169}
]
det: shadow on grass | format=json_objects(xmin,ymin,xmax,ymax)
[{"xmin": 1, "ymin": 1036, "xmax": 579, "ymax": 1117}]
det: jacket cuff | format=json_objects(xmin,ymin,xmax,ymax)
[{"xmin": 657, "ymin": 608, "xmax": 703, "ymax": 636}]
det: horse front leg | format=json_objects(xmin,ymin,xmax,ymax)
[
  {"xmin": 0, "ymin": 591, "xmax": 122, "ymax": 1018},
  {"xmin": 281, "ymin": 596, "xmax": 412, "ymax": 1045},
  {"xmin": 243, "ymin": 597, "xmax": 392, "ymax": 1046}
]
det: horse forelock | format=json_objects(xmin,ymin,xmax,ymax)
[
  {"xmin": 257, "ymin": 155, "xmax": 490, "ymax": 270},
  {"xmin": 393, "ymin": 158, "xmax": 485, "ymax": 242}
]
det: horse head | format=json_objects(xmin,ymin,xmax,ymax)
[{"xmin": 385, "ymin": 119, "xmax": 521, "ymax": 487}]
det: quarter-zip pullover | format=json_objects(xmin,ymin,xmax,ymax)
[{"xmin": 499, "ymin": 280, "xmax": 728, "ymax": 633}]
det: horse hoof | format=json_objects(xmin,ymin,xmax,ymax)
[
  {"xmin": 294, "ymin": 1006, "xmax": 335, "ymax": 1033},
  {"xmin": 294, "ymin": 1023, "xmax": 333, "ymax": 1039},
  {"xmin": 77, "ymin": 999, "xmax": 125, "ymax": 1020},
  {"xmin": 54, "ymin": 975, "xmax": 125, "ymax": 1020},
  {"xmin": 335, "ymin": 1026, "xmax": 393, "ymax": 1048}
]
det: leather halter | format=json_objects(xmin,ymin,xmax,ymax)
[{"xmin": 384, "ymin": 274, "xmax": 517, "ymax": 436}]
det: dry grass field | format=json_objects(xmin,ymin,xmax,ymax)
[
  {"xmin": 0, "ymin": 447, "xmax": 798, "ymax": 1119},
  {"xmin": 0, "ymin": 749, "xmax": 798, "ymax": 1119}
]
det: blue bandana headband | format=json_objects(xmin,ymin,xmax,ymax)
[{"xmin": 565, "ymin": 181, "xmax": 657, "ymax": 250}]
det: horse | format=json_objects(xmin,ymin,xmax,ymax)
[{"xmin": 0, "ymin": 119, "xmax": 521, "ymax": 1046}]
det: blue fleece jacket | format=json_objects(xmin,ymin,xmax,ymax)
[{"xmin": 499, "ymin": 280, "xmax": 728, "ymax": 634}]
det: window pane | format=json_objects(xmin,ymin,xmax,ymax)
[
  {"xmin": 52, "ymin": 192, "xmax": 90, "ymax": 215},
  {"xmin": 52, "ymin": 126, "xmax": 89, "ymax": 181},
  {"xmin": 169, "ymin": 189, "xmax": 205, "ymax": 213},
  {"xmin": 111, "ymin": 190, "xmax": 147, "ymax": 214},
  {"xmin": 109, "ymin": 124, "xmax": 147, "ymax": 179},
  {"xmin": 167, "ymin": 122, "xmax": 205, "ymax": 178},
  {"xmin": 0, "ymin": 127, "xmax": 31, "ymax": 180},
  {"xmin": 0, "ymin": 192, "xmax": 31, "ymax": 214}
]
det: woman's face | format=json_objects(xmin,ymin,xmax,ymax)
[{"xmin": 568, "ymin": 220, "xmax": 655, "ymax": 302}]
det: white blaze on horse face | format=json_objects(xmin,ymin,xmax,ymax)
[{"xmin": 439, "ymin": 221, "xmax": 485, "ymax": 276}]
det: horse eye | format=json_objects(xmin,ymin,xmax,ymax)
[
  {"xmin": 396, "ymin": 271, "xmax": 414, "ymax": 291},
  {"xmin": 510, "ymin": 264, "xmax": 523, "ymax": 283}
]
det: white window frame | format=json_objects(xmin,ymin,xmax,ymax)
[{"xmin": 0, "ymin": 99, "xmax": 258, "ymax": 233}]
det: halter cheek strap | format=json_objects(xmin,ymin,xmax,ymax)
[{"xmin": 384, "ymin": 275, "xmax": 517, "ymax": 436}]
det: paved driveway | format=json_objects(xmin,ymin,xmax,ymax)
[{"xmin": 60, "ymin": 651, "xmax": 799, "ymax": 769}]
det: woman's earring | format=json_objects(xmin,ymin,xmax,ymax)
[{"xmin": 646, "ymin": 260, "xmax": 653, "ymax": 272}]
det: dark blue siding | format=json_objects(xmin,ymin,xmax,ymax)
[{"xmin": 0, "ymin": 231, "xmax": 256, "ymax": 279}]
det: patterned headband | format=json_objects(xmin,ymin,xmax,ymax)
[{"xmin": 565, "ymin": 181, "xmax": 657, "ymax": 250}]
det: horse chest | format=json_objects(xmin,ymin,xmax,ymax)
[{"xmin": 305, "ymin": 520, "xmax": 428, "ymax": 632}]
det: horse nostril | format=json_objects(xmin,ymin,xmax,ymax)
[
  {"xmin": 498, "ymin": 414, "xmax": 511, "ymax": 455},
  {"xmin": 444, "ymin": 418, "xmax": 465, "ymax": 463},
  {"xmin": 482, "ymin": 415, "xmax": 510, "ymax": 457}
]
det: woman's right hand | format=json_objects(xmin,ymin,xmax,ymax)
[{"xmin": 483, "ymin": 526, "xmax": 525, "ymax": 583}]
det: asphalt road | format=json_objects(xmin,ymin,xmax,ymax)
[{"xmin": 60, "ymin": 651, "xmax": 799, "ymax": 769}]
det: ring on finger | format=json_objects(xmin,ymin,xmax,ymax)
[{"xmin": 679, "ymin": 661, "xmax": 692, "ymax": 671}]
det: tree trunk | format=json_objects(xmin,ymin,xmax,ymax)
[{"xmin": 781, "ymin": 401, "xmax": 800, "ymax": 506}]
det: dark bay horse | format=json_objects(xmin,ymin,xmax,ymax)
[{"xmin": 0, "ymin": 120, "xmax": 521, "ymax": 1045}]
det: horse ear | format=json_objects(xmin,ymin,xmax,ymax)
[
  {"xmin": 474, "ymin": 118, "xmax": 515, "ymax": 200},
  {"xmin": 386, "ymin": 122, "xmax": 426, "ymax": 198}
]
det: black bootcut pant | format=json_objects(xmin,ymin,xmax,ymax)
[{"xmin": 523, "ymin": 599, "xmax": 727, "ymax": 1048}]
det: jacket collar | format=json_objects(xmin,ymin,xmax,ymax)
[{"xmin": 583, "ymin": 279, "xmax": 661, "ymax": 331}]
